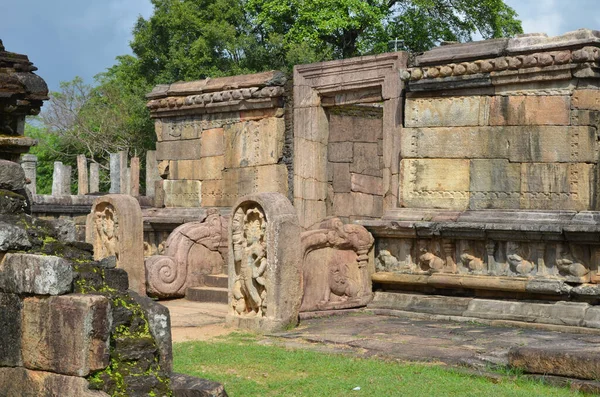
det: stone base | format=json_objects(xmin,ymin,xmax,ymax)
[
  {"xmin": 369, "ymin": 292, "xmax": 600, "ymax": 329},
  {"xmin": 171, "ymin": 373, "xmax": 228, "ymax": 397},
  {"xmin": 225, "ymin": 314, "xmax": 297, "ymax": 333},
  {"xmin": 509, "ymin": 346, "xmax": 600, "ymax": 380}
]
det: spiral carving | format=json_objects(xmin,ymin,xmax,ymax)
[{"xmin": 145, "ymin": 255, "xmax": 184, "ymax": 298}]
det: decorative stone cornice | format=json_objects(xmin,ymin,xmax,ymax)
[
  {"xmin": 402, "ymin": 29, "xmax": 600, "ymax": 92},
  {"xmin": 146, "ymin": 70, "xmax": 286, "ymax": 118}
]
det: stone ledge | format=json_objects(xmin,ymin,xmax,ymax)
[
  {"xmin": 369, "ymin": 292, "xmax": 600, "ymax": 330},
  {"xmin": 509, "ymin": 346, "xmax": 600, "ymax": 380}
]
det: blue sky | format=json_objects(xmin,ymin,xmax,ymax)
[{"xmin": 0, "ymin": 0, "xmax": 598, "ymax": 92}]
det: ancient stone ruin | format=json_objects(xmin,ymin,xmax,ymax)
[{"xmin": 0, "ymin": 41, "xmax": 226, "ymax": 397}]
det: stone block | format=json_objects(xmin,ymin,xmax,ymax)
[
  {"xmin": 464, "ymin": 299, "xmax": 588, "ymax": 326},
  {"xmin": 224, "ymin": 117, "xmax": 284, "ymax": 168},
  {"xmin": 240, "ymin": 107, "xmax": 283, "ymax": 121},
  {"xmin": 352, "ymin": 192, "xmax": 383, "ymax": 218},
  {"xmin": 169, "ymin": 156, "xmax": 224, "ymax": 181},
  {"xmin": 168, "ymin": 160, "xmax": 201, "ymax": 180},
  {"xmin": 400, "ymin": 159, "xmax": 470, "ymax": 210},
  {"xmin": 369, "ymin": 291, "xmax": 471, "ymax": 316},
  {"xmin": 0, "ymin": 367, "xmax": 109, "ymax": 397},
  {"xmin": 200, "ymin": 127, "xmax": 224, "ymax": 157},
  {"xmin": 509, "ymin": 346, "xmax": 600, "ymax": 380},
  {"xmin": 0, "ymin": 253, "xmax": 73, "ymax": 295},
  {"xmin": 401, "ymin": 126, "xmax": 596, "ymax": 163},
  {"xmin": 351, "ymin": 173, "xmax": 383, "ymax": 196},
  {"xmin": 294, "ymin": 137, "xmax": 327, "ymax": 180},
  {"xmin": 0, "ymin": 221, "xmax": 30, "ymax": 251},
  {"xmin": 0, "ymin": 293, "xmax": 22, "ymax": 366},
  {"xmin": 332, "ymin": 163, "xmax": 351, "ymax": 193},
  {"xmin": 130, "ymin": 292, "xmax": 173, "ymax": 374},
  {"xmin": 256, "ymin": 164, "xmax": 288, "ymax": 195},
  {"xmin": 198, "ymin": 156, "xmax": 224, "ymax": 180},
  {"xmin": 22, "ymin": 294, "xmax": 111, "ymax": 376},
  {"xmin": 489, "ymin": 95, "xmax": 570, "ymax": 125},
  {"xmin": 520, "ymin": 163, "xmax": 593, "ymax": 211},
  {"xmin": 350, "ymin": 143, "xmax": 381, "ymax": 177},
  {"xmin": 171, "ymin": 373, "xmax": 228, "ymax": 397},
  {"xmin": 201, "ymin": 179, "xmax": 224, "ymax": 207},
  {"xmin": 294, "ymin": 176, "xmax": 327, "ymax": 201},
  {"xmin": 584, "ymin": 306, "xmax": 600, "ymax": 328},
  {"xmin": 328, "ymin": 142, "xmax": 353, "ymax": 162},
  {"xmin": 155, "ymin": 139, "xmax": 201, "ymax": 161},
  {"xmin": 405, "ymin": 96, "xmax": 489, "ymax": 127},
  {"xmin": 571, "ymin": 110, "xmax": 600, "ymax": 126},
  {"xmin": 573, "ymin": 89, "xmax": 600, "ymax": 110},
  {"xmin": 0, "ymin": 159, "xmax": 26, "ymax": 190},
  {"xmin": 328, "ymin": 112, "xmax": 382, "ymax": 143},
  {"xmin": 469, "ymin": 159, "xmax": 521, "ymax": 209},
  {"xmin": 163, "ymin": 180, "xmax": 202, "ymax": 207}
]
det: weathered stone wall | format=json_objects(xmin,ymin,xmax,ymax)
[
  {"xmin": 326, "ymin": 105, "xmax": 384, "ymax": 221},
  {"xmin": 147, "ymin": 71, "xmax": 288, "ymax": 208},
  {"xmin": 399, "ymin": 30, "xmax": 600, "ymax": 212}
]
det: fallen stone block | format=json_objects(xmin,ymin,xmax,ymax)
[
  {"xmin": 0, "ymin": 367, "xmax": 109, "ymax": 397},
  {"xmin": 22, "ymin": 294, "xmax": 111, "ymax": 376},
  {"xmin": 0, "ymin": 253, "xmax": 73, "ymax": 295},
  {"xmin": 171, "ymin": 373, "xmax": 229, "ymax": 397},
  {"xmin": 509, "ymin": 346, "xmax": 600, "ymax": 380},
  {"xmin": 0, "ymin": 221, "xmax": 30, "ymax": 251}
]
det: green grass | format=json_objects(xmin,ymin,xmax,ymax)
[{"xmin": 173, "ymin": 333, "xmax": 588, "ymax": 397}]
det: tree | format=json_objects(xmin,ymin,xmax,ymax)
[{"xmin": 248, "ymin": 0, "xmax": 523, "ymax": 63}]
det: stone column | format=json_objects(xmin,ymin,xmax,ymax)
[
  {"xmin": 130, "ymin": 157, "xmax": 140, "ymax": 197},
  {"xmin": 20, "ymin": 154, "xmax": 37, "ymax": 195},
  {"xmin": 89, "ymin": 162, "xmax": 99, "ymax": 193},
  {"xmin": 119, "ymin": 151, "xmax": 128, "ymax": 194},
  {"xmin": 109, "ymin": 153, "xmax": 120, "ymax": 194},
  {"xmin": 145, "ymin": 150, "xmax": 160, "ymax": 197},
  {"xmin": 77, "ymin": 154, "xmax": 88, "ymax": 195},
  {"xmin": 123, "ymin": 167, "xmax": 131, "ymax": 195},
  {"xmin": 51, "ymin": 161, "xmax": 71, "ymax": 196}
]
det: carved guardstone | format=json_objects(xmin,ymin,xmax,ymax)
[
  {"xmin": 86, "ymin": 194, "xmax": 146, "ymax": 295},
  {"xmin": 227, "ymin": 193, "xmax": 303, "ymax": 332},
  {"xmin": 145, "ymin": 208, "xmax": 227, "ymax": 298},
  {"xmin": 300, "ymin": 218, "xmax": 375, "ymax": 312}
]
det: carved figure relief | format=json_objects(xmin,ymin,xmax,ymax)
[
  {"xmin": 145, "ymin": 208, "xmax": 227, "ymax": 298},
  {"xmin": 507, "ymin": 254, "xmax": 535, "ymax": 276},
  {"xmin": 94, "ymin": 203, "xmax": 119, "ymax": 261},
  {"xmin": 556, "ymin": 244, "xmax": 589, "ymax": 281},
  {"xmin": 460, "ymin": 253, "xmax": 485, "ymax": 273},
  {"xmin": 300, "ymin": 218, "xmax": 374, "ymax": 312},
  {"xmin": 418, "ymin": 248, "xmax": 445, "ymax": 273},
  {"xmin": 376, "ymin": 250, "xmax": 415, "ymax": 272},
  {"xmin": 231, "ymin": 206, "xmax": 268, "ymax": 317}
]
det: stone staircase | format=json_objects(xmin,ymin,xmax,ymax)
[{"xmin": 186, "ymin": 274, "xmax": 228, "ymax": 303}]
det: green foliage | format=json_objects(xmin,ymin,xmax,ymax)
[
  {"xmin": 248, "ymin": 0, "xmax": 523, "ymax": 61},
  {"xmin": 173, "ymin": 333, "xmax": 586, "ymax": 397}
]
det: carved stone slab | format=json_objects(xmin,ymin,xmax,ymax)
[
  {"xmin": 226, "ymin": 193, "xmax": 303, "ymax": 332},
  {"xmin": 145, "ymin": 208, "xmax": 227, "ymax": 298},
  {"xmin": 86, "ymin": 194, "xmax": 145, "ymax": 295},
  {"xmin": 300, "ymin": 218, "xmax": 375, "ymax": 312}
]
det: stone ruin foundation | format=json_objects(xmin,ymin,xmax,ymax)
[{"xmin": 0, "ymin": 41, "xmax": 227, "ymax": 397}]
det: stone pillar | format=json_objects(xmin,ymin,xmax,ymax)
[
  {"xmin": 130, "ymin": 157, "xmax": 140, "ymax": 197},
  {"xmin": 51, "ymin": 161, "xmax": 71, "ymax": 196},
  {"xmin": 119, "ymin": 151, "xmax": 128, "ymax": 194},
  {"xmin": 89, "ymin": 162, "xmax": 99, "ymax": 193},
  {"xmin": 109, "ymin": 153, "xmax": 120, "ymax": 194},
  {"xmin": 145, "ymin": 150, "xmax": 160, "ymax": 197},
  {"xmin": 20, "ymin": 154, "xmax": 37, "ymax": 195},
  {"xmin": 77, "ymin": 155, "xmax": 88, "ymax": 195},
  {"xmin": 123, "ymin": 167, "xmax": 131, "ymax": 196}
]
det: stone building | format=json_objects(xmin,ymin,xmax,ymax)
[{"xmin": 147, "ymin": 29, "xmax": 600, "ymax": 329}]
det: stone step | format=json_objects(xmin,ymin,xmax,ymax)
[
  {"xmin": 204, "ymin": 274, "xmax": 228, "ymax": 289},
  {"xmin": 186, "ymin": 286, "xmax": 228, "ymax": 304}
]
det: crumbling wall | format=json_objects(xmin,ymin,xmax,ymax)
[{"xmin": 147, "ymin": 71, "xmax": 288, "ymax": 209}]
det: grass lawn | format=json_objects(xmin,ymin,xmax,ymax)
[{"xmin": 173, "ymin": 333, "xmax": 589, "ymax": 397}]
